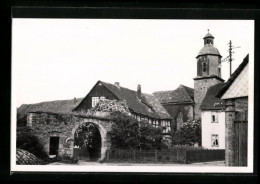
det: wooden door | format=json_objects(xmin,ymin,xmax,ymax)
[{"xmin": 234, "ymin": 111, "xmax": 248, "ymax": 166}]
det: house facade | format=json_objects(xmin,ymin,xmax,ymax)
[
  {"xmin": 216, "ymin": 54, "xmax": 249, "ymax": 166},
  {"xmin": 200, "ymin": 83, "xmax": 226, "ymax": 149},
  {"xmin": 73, "ymin": 81, "xmax": 173, "ymax": 136}
]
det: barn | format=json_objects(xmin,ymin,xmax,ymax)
[{"xmin": 216, "ymin": 54, "xmax": 249, "ymax": 166}]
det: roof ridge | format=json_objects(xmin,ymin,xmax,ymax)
[
  {"xmin": 20, "ymin": 98, "xmax": 83, "ymax": 107},
  {"xmin": 100, "ymin": 80, "xmax": 140, "ymax": 94},
  {"xmin": 179, "ymin": 84, "xmax": 194, "ymax": 90},
  {"xmin": 153, "ymin": 89, "xmax": 175, "ymax": 94}
]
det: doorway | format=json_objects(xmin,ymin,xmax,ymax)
[{"xmin": 49, "ymin": 137, "xmax": 60, "ymax": 155}]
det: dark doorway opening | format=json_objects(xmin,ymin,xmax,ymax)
[{"xmin": 49, "ymin": 137, "xmax": 59, "ymax": 155}]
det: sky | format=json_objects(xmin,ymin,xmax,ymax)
[{"xmin": 12, "ymin": 19, "xmax": 254, "ymax": 107}]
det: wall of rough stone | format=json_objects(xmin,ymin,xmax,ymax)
[
  {"xmin": 194, "ymin": 77, "xmax": 223, "ymax": 120},
  {"xmin": 27, "ymin": 112, "xmax": 113, "ymax": 161},
  {"xmin": 207, "ymin": 55, "xmax": 221, "ymax": 77},
  {"xmin": 162, "ymin": 103, "xmax": 194, "ymax": 131}
]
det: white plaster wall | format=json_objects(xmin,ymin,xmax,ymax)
[{"xmin": 201, "ymin": 110, "xmax": 225, "ymax": 149}]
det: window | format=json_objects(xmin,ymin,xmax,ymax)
[
  {"xmin": 166, "ymin": 122, "xmax": 171, "ymax": 133},
  {"xmin": 202, "ymin": 62, "xmax": 207, "ymax": 72},
  {"xmin": 152, "ymin": 120, "xmax": 159, "ymax": 128},
  {"xmin": 211, "ymin": 134, "xmax": 219, "ymax": 147},
  {"xmin": 92, "ymin": 97, "xmax": 99, "ymax": 107},
  {"xmin": 161, "ymin": 121, "xmax": 171, "ymax": 133},
  {"xmin": 92, "ymin": 97, "xmax": 106, "ymax": 107},
  {"xmin": 211, "ymin": 112, "xmax": 218, "ymax": 123},
  {"xmin": 212, "ymin": 115, "xmax": 215, "ymax": 122}
]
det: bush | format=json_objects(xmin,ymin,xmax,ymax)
[
  {"xmin": 16, "ymin": 126, "xmax": 49, "ymax": 160},
  {"xmin": 108, "ymin": 111, "xmax": 165, "ymax": 150},
  {"xmin": 172, "ymin": 119, "xmax": 201, "ymax": 146},
  {"xmin": 87, "ymin": 99, "xmax": 130, "ymax": 115},
  {"xmin": 17, "ymin": 113, "xmax": 27, "ymax": 127}
]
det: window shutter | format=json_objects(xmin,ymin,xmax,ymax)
[
  {"xmin": 207, "ymin": 60, "xmax": 209, "ymax": 75},
  {"xmin": 197, "ymin": 59, "xmax": 201, "ymax": 76}
]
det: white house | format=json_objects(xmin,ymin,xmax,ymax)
[{"xmin": 200, "ymin": 83, "xmax": 226, "ymax": 149}]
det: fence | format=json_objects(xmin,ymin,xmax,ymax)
[
  {"xmin": 105, "ymin": 148, "xmax": 225, "ymax": 163},
  {"xmin": 186, "ymin": 149, "xmax": 225, "ymax": 163}
]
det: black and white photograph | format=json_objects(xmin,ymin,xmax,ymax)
[{"xmin": 11, "ymin": 16, "xmax": 254, "ymax": 173}]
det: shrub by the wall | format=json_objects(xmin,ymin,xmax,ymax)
[
  {"xmin": 171, "ymin": 120, "xmax": 201, "ymax": 146},
  {"xmin": 108, "ymin": 111, "xmax": 165, "ymax": 150},
  {"xmin": 16, "ymin": 126, "xmax": 49, "ymax": 160}
]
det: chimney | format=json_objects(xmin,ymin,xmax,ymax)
[
  {"xmin": 74, "ymin": 97, "xmax": 77, "ymax": 104},
  {"xmin": 114, "ymin": 82, "xmax": 120, "ymax": 87},
  {"xmin": 137, "ymin": 84, "xmax": 141, "ymax": 98}
]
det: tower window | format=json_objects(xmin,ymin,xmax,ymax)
[{"xmin": 202, "ymin": 62, "xmax": 207, "ymax": 72}]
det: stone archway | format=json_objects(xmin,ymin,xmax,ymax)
[
  {"xmin": 70, "ymin": 118, "xmax": 111, "ymax": 162},
  {"xmin": 73, "ymin": 122, "xmax": 102, "ymax": 161}
]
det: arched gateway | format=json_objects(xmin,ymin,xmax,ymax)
[
  {"xmin": 71, "ymin": 118, "xmax": 112, "ymax": 161},
  {"xmin": 27, "ymin": 112, "xmax": 113, "ymax": 162}
]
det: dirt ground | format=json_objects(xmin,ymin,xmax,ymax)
[{"xmin": 49, "ymin": 160, "xmax": 225, "ymax": 166}]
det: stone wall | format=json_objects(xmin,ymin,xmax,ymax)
[
  {"xmin": 26, "ymin": 112, "xmax": 113, "ymax": 161},
  {"xmin": 194, "ymin": 77, "xmax": 223, "ymax": 120},
  {"xmin": 162, "ymin": 103, "xmax": 194, "ymax": 131}
]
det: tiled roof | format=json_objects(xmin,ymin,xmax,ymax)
[
  {"xmin": 153, "ymin": 85, "xmax": 194, "ymax": 104},
  {"xmin": 142, "ymin": 93, "xmax": 172, "ymax": 119},
  {"xmin": 216, "ymin": 54, "xmax": 249, "ymax": 98},
  {"xmin": 17, "ymin": 98, "xmax": 83, "ymax": 118},
  {"xmin": 98, "ymin": 81, "xmax": 172, "ymax": 119},
  {"xmin": 200, "ymin": 83, "xmax": 226, "ymax": 110}
]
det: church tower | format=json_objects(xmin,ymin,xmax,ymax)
[{"xmin": 194, "ymin": 30, "xmax": 224, "ymax": 120}]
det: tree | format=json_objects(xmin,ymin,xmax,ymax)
[
  {"xmin": 171, "ymin": 119, "xmax": 201, "ymax": 146},
  {"xmin": 108, "ymin": 112, "xmax": 165, "ymax": 150}
]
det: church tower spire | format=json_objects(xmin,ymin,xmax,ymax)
[
  {"xmin": 194, "ymin": 30, "xmax": 224, "ymax": 120},
  {"xmin": 203, "ymin": 29, "xmax": 214, "ymax": 45}
]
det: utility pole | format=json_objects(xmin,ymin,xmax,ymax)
[
  {"xmin": 221, "ymin": 40, "xmax": 240, "ymax": 77},
  {"xmin": 229, "ymin": 40, "xmax": 232, "ymax": 77}
]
